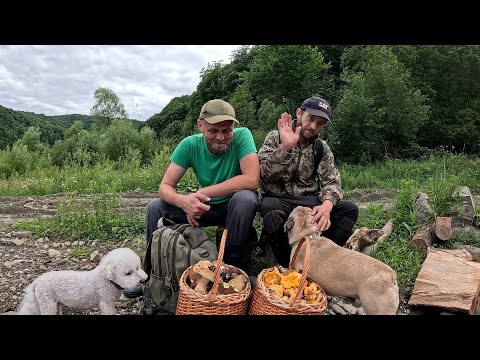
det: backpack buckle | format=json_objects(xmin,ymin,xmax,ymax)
[
  {"xmin": 164, "ymin": 275, "xmax": 171, "ymax": 289},
  {"xmin": 172, "ymin": 280, "xmax": 178, "ymax": 292}
]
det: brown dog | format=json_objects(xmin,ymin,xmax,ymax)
[{"xmin": 284, "ymin": 206, "xmax": 400, "ymax": 315}]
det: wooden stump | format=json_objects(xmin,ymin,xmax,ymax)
[
  {"xmin": 411, "ymin": 223, "xmax": 435, "ymax": 250},
  {"xmin": 435, "ymin": 217, "xmax": 452, "ymax": 241}
]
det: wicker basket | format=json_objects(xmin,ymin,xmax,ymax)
[
  {"xmin": 176, "ymin": 229, "xmax": 251, "ymax": 315},
  {"xmin": 248, "ymin": 236, "xmax": 327, "ymax": 315}
]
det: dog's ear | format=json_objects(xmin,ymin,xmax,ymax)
[
  {"xmin": 284, "ymin": 216, "xmax": 295, "ymax": 233},
  {"xmin": 102, "ymin": 262, "xmax": 115, "ymax": 281}
]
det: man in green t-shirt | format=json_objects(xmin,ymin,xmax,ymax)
[{"xmin": 147, "ymin": 99, "xmax": 259, "ymax": 271}]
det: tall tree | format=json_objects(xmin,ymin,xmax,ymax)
[
  {"xmin": 90, "ymin": 87, "xmax": 128, "ymax": 130},
  {"xmin": 245, "ymin": 45, "xmax": 331, "ymax": 114},
  {"xmin": 333, "ymin": 45, "xmax": 429, "ymax": 163}
]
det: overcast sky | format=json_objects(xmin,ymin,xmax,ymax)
[{"xmin": 0, "ymin": 45, "xmax": 241, "ymax": 121}]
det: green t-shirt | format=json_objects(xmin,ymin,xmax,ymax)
[{"xmin": 170, "ymin": 127, "xmax": 257, "ymax": 204}]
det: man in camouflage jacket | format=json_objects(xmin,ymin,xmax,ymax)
[{"xmin": 258, "ymin": 96, "xmax": 359, "ymax": 267}]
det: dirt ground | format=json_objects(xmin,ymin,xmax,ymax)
[
  {"xmin": 0, "ymin": 190, "xmax": 465, "ymax": 315},
  {"xmin": 0, "ymin": 192, "xmax": 155, "ymax": 315}
]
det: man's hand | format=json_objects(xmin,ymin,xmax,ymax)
[
  {"xmin": 179, "ymin": 192, "xmax": 211, "ymax": 227},
  {"xmin": 311, "ymin": 200, "xmax": 334, "ymax": 232},
  {"xmin": 278, "ymin": 112, "xmax": 301, "ymax": 152}
]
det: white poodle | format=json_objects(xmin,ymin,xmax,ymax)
[{"xmin": 16, "ymin": 247, "xmax": 148, "ymax": 315}]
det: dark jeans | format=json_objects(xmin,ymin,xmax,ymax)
[
  {"xmin": 259, "ymin": 195, "xmax": 359, "ymax": 267},
  {"xmin": 146, "ymin": 190, "xmax": 258, "ymax": 271}
]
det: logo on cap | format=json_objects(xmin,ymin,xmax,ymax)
[{"xmin": 319, "ymin": 101, "xmax": 329, "ymax": 111}]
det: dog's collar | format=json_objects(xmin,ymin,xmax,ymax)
[
  {"xmin": 291, "ymin": 230, "xmax": 322, "ymax": 249},
  {"xmin": 308, "ymin": 230, "xmax": 322, "ymax": 239},
  {"xmin": 109, "ymin": 280, "xmax": 123, "ymax": 290}
]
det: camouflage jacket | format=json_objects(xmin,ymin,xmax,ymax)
[{"xmin": 258, "ymin": 129, "xmax": 343, "ymax": 205}]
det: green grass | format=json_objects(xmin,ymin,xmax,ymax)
[
  {"xmin": 1, "ymin": 154, "xmax": 478, "ymax": 196},
  {"xmin": 341, "ymin": 154, "xmax": 480, "ymax": 194},
  {"xmin": 18, "ymin": 192, "xmax": 145, "ymax": 241},
  {"xmin": 70, "ymin": 246, "xmax": 94, "ymax": 258},
  {"xmin": 8, "ymin": 154, "xmax": 479, "ymax": 302}
]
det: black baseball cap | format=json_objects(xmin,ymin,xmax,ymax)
[{"xmin": 301, "ymin": 97, "xmax": 332, "ymax": 123}]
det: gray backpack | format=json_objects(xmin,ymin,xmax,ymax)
[{"xmin": 142, "ymin": 217, "xmax": 218, "ymax": 315}]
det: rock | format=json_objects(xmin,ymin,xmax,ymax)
[
  {"xmin": 36, "ymin": 238, "xmax": 44, "ymax": 243},
  {"xmin": 12, "ymin": 239, "xmax": 25, "ymax": 246},
  {"xmin": 338, "ymin": 302, "xmax": 359, "ymax": 315},
  {"xmin": 48, "ymin": 249, "xmax": 61, "ymax": 257},
  {"xmin": 357, "ymin": 307, "xmax": 366, "ymax": 315},
  {"xmin": 90, "ymin": 250, "xmax": 102, "ymax": 263},
  {"xmin": 64, "ymin": 242, "xmax": 71, "ymax": 247},
  {"xmin": 71, "ymin": 241, "xmax": 79, "ymax": 246},
  {"xmin": 330, "ymin": 303, "xmax": 347, "ymax": 315},
  {"xmin": 12, "ymin": 231, "xmax": 33, "ymax": 238},
  {"xmin": 79, "ymin": 241, "xmax": 85, "ymax": 246}
]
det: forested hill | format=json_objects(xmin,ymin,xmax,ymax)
[
  {"xmin": 0, "ymin": 105, "xmax": 142, "ymax": 150},
  {"xmin": 19, "ymin": 111, "xmax": 94, "ymax": 130},
  {"xmin": 0, "ymin": 105, "xmax": 65, "ymax": 149}
]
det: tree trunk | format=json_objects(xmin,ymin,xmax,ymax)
[
  {"xmin": 362, "ymin": 219, "xmax": 394, "ymax": 256},
  {"xmin": 411, "ymin": 223, "xmax": 435, "ymax": 250},
  {"xmin": 435, "ymin": 217, "xmax": 452, "ymax": 241},
  {"xmin": 344, "ymin": 227, "xmax": 369, "ymax": 251}
]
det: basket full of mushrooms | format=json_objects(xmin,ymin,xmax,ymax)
[{"xmin": 176, "ymin": 229, "xmax": 251, "ymax": 315}]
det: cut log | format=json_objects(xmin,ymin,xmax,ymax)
[
  {"xmin": 411, "ymin": 223, "xmax": 435, "ymax": 250},
  {"xmin": 344, "ymin": 227, "xmax": 369, "ymax": 251},
  {"xmin": 448, "ymin": 186, "xmax": 476, "ymax": 224},
  {"xmin": 344, "ymin": 220, "xmax": 394, "ymax": 255},
  {"xmin": 362, "ymin": 219, "xmax": 394, "ymax": 256},
  {"xmin": 470, "ymin": 282, "xmax": 480, "ymax": 315},
  {"xmin": 413, "ymin": 192, "xmax": 434, "ymax": 225},
  {"xmin": 408, "ymin": 248, "xmax": 480, "ymax": 313},
  {"xmin": 435, "ymin": 217, "xmax": 452, "ymax": 241},
  {"xmin": 452, "ymin": 242, "xmax": 480, "ymax": 256}
]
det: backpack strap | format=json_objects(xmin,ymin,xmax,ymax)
[
  {"xmin": 312, "ymin": 137, "xmax": 324, "ymax": 180},
  {"xmin": 164, "ymin": 224, "xmax": 189, "ymax": 293}
]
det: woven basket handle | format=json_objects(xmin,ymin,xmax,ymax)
[
  {"xmin": 287, "ymin": 235, "xmax": 311, "ymax": 307},
  {"xmin": 206, "ymin": 228, "xmax": 228, "ymax": 300}
]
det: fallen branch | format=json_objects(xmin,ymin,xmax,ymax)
[
  {"xmin": 362, "ymin": 219, "xmax": 394, "ymax": 256},
  {"xmin": 344, "ymin": 219, "xmax": 394, "ymax": 256},
  {"xmin": 344, "ymin": 227, "xmax": 369, "ymax": 251}
]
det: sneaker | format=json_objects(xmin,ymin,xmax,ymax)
[{"xmin": 123, "ymin": 287, "xmax": 144, "ymax": 299}]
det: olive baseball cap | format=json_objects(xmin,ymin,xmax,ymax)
[
  {"xmin": 199, "ymin": 99, "xmax": 239, "ymax": 124},
  {"xmin": 301, "ymin": 96, "xmax": 332, "ymax": 123}
]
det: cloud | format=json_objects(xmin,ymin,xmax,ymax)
[{"xmin": 0, "ymin": 45, "xmax": 241, "ymax": 121}]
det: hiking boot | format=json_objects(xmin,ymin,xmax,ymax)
[
  {"xmin": 248, "ymin": 275, "xmax": 257, "ymax": 288},
  {"xmin": 123, "ymin": 287, "xmax": 144, "ymax": 299}
]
